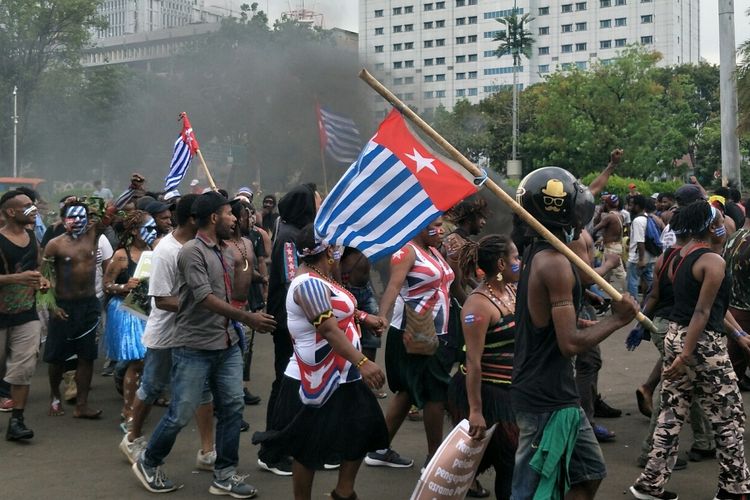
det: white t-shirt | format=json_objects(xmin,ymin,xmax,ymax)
[
  {"xmin": 628, "ymin": 215, "xmax": 655, "ymax": 264},
  {"xmin": 141, "ymin": 234, "xmax": 182, "ymax": 349},
  {"xmin": 95, "ymin": 235, "xmax": 114, "ymax": 300},
  {"xmin": 660, "ymin": 223, "xmax": 676, "ymax": 249}
]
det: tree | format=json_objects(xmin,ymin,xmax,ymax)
[
  {"xmin": 738, "ymin": 8, "xmax": 750, "ymax": 135},
  {"xmin": 493, "ymin": 6, "xmax": 534, "ymax": 164}
]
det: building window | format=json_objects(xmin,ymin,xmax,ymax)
[
  {"xmin": 456, "ymin": 89, "xmax": 466, "ymax": 97},
  {"xmin": 561, "ymin": 62, "xmax": 573, "ymax": 70},
  {"xmin": 575, "ymin": 22, "xmax": 587, "ymax": 31},
  {"xmin": 424, "ymin": 75, "xmax": 434, "ymax": 82},
  {"xmin": 600, "ymin": 19, "xmax": 611, "ymax": 28},
  {"xmin": 436, "ymin": 56, "xmax": 446, "ymax": 64},
  {"xmin": 575, "ymin": 42, "xmax": 587, "ymax": 51},
  {"xmin": 405, "ymin": 5, "xmax": 414, "ymax": 13},
  {"xmin": 405, "ymin": 76, "xmax": 414, "ymax": 84},
  {"xmin": 393, "ymin": 43, "xmax": 402, "ymax": 51},
  {"xmin": 433, "ymin": 38, "xmax": 444, "ymax": 47},
  {"xmin": 375, "ymin": 45, "xmax": 384, "ymax": 53},
  {"xmin": 562, "ymin": 24, "xmax": 572, "ymax": 33},
  {"xmin": 456, "ymin": 55, "xmax": 466, "ymax": 63},
  {"xmin": 405, "ymin": 24, "xmax": 414, "ymax": 31},
  {"xmin": 615, "ymin": 38, "xmax": 626, "ymax": 47},
  {"xmin": 600, "ymin": 39, "xmax": 612, "ymax": 49},
  {"xmin": 615, "ymin": 0, "xmax": 626, "ymax": 4},
  {"xmin": 468, "ymin": 0, "xmax": 477, "ymax": 4},
  {"xmin": 405, "ymin": 60, "xmax": 414, "ymax": 68},
  {"xmin": 539, "ymin": 64, "xmax": 550, "ymax": 73},
  {"xmin": 456, "ymin": 0, "xmax": 465, "ymax": 5},
  {"xmin": 561, "ymin": 4, "xmax": 573, "ymax": 13},
  {"xmin": 375, "ymin": 63, "xmax": 385, "ymax": 70},
  {"xmin": 576, "ymin": 2, "xmax": 587, "ymax": 10},
  {"xmin": 468, "ymin": 53, "xmax": 477, "ymax": 61},
  {"xmin": 393, "ymin": 25, "xmax": 402, "ymax": 32},
  {"xmin": 561, "ymin": 44, "xmax": 573, "ymax": 53},
  {"xmin": 375, "ymin": 9, "xmax": 383, "ymax": 17},
  {"xmin": 436, "ymin": 90, "xmax": 446, "ymax": 98},
  {"xmin": 424, "ymin": 91, "xmax": 434, "ymax": 99},
  {"xmin": 393, "ymin": 7, "xmax": 402, "ymax": 15},
  {"xmin": 436, "ymin": 73, "xmax": 446, "ymax": 81},
  {"xmin": 393, "ymin": 61, "xmax": 402, "ymax": 69},
  {"xmin": 468, "ymin": 16, "xmax": 477, "ymax": 24},
  {"xmin": 641, "ymin": 35, "xmax": 653, "ymax": 44},
  {"xmin": 436, "ymin": 20, "xmax": 445, "ymax": 27},
  {"xmin": 468, "ymin": 34, "xmax": 477, "ymax": 42},
  {"xmin": 600, "ymin": 0, "xmax": 611, "ymax": 6},
  {"xmin": 484, "ymin": 50, "xmax": 496, "ymax": 57},
  {"xmin": 424, "ymin": 40, "xmax": 433, "ymax": 48},
  {"xmin": 468, "ymin": 71, "xmax": 477, "ymax": 79},
  {"xmin": 576, "ymin": 61, "xmax": 587, "ymax": 69},
  {"xmin": 436, "ymin": 1, "xmax": 445, "ymax": 9},
  {"xmin": 375, "ymin": 27, "xmax": 384, "ymax": 35},
  {"xmin": 424, "ymin": 3, "xmax": 433, "ymax": 11},
  {"xmin": 539, "ymin": 6, "xmax": 550, "ymax": 15},
  {"xmin": 456, "ymin": 72, "xmax": 466, "ymax": 80},
  {"xmin": 484, "ymin": 30, "xmax": 502, "ymax": 38},
  {"xmin": 641, "ymin": 14, "xmax": 653, "ymax": 23},
  {"xmin": 424, "ymin": 58, "xmax": 434, "ymax": 66},
  {"xmin": 403, "ymin": 93, "xmax": 414, "ymax": 100},
  {"xmin": 404, "ymin": 42, "xmax": 414, "ymax": 49},
  {"xmin": 456, "ymin": 36, "xmax": 466, "ymax": 44},
  {"xmin": 615, "ymin": 17, "xmax": 626, "ymax": 27},
  {"xmin": 538, "ymin": 46, "xmax": 550, "ymax": 55},
  {"xmin": 539, "ymin": 26, "xmax": 550, "ymax": 35},
  {"xmin": 424, "ymin": 21, "xmax": 433, "ymax": 29},
  {"xmin": 393, "ymin": 77, "xmax": 403, "ymax": 85}
]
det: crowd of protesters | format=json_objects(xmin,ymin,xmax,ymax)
[{"xmin": 1, "ymin": 159, "xmax": 749, "ymax": 500}]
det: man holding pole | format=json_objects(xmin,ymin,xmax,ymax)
[{"xmin": 511, "ymin": 167, "xmax": 638, "ymax": 500}]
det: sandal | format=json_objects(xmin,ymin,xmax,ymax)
[
  {"xmin": 331, "ymin": 489, "xmax": 358, "ymax": 500},
  {"xmin": 467, "ymin": 479, "xmax": 490, "ymax": 498},
  {"xmin": 49, "ymin": 398, "xmax": 65, "ymax": 416}
]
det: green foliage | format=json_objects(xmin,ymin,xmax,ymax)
[
  {"xmin": 493, "ymin": 12, "xmax": 535, "ymax": 65},
  {"xmin": 579, "ymin": 173, "xmax": 682, "ymax": 198}
]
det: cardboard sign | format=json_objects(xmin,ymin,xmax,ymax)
[
  {"xmin": 133, "ymin": 251, "xmax": 153, "ymax": 279},
  {"xmin": 411, "ymin": 419, "xmax": 496, "ymax": 500}
]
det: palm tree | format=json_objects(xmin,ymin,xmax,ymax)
[{"xmin": 493, "ymin": 6, "xmax": 534, "ymax": 166}]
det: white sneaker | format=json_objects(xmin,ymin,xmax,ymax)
[
  {"xmin": 119, "ymin": 434, "xmax": 147, "ymax": 465},
  {"xmin": 196, "ymin": 448, "xmax": 217, "ymax": 471}
]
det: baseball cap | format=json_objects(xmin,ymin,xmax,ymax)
[
  {"xmin": 136, "ymin": 196, "xmax": 156, "ymax": 210},
  {"xmin": 191, "ymin": 191, "xmax": 231, "ymax": 218},
  {"xmin": 236, "ymin": 186, "xmax": 253, "ymax": 199},
  {"xmin": 163, "ymin": 190, "xmax": 180, "ymax": 202},
  {"xmin": 144, "ymin": 200, "xmax": 170, "ymax": 216},
  {"xmin": 675, "ymin": 184, "xmax": 706, "ymax": 206},
  {"xmin": 628, "ymin": 183, "xmax": 637, "ymax": 190}
]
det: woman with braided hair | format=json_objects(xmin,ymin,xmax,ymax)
[
  {"xmin": 103, "ymin": 209, "xmax": 157, "ymax": 431},
  {"xmin": 446, "ymin": 234, "xmax": 521, "ymax": 500}
]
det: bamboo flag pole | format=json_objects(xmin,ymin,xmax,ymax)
[
  {"xmin": 195, "ymin": 149, "xmax": 218, "ymax": 192},
  {"xmin": 358, "ymin": 69, "xmax": 656, "ymax": 333}
]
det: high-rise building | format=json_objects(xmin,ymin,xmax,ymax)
[{"xmin": 359, "ymin": 0, "xmax": 699, "ymax": 117}]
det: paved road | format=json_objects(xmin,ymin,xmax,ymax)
[{"xmin": 1, "ymin": 325, "xmax": 738, "ymax": 499}]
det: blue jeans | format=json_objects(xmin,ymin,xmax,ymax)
[
  {"xmin": 511, "ymin": 407, "xmax": 607, "ymax": 500},
  {"xmin": 137, "ymin": 347, "xmax": 212, "ymax": 405},
  {"xmin": 627, "ymin": 261, "xmax": 654, "ymax": 298},
  {"xmin": 143, "ymin": 345, "xmax": 244, "ymax": 480}
]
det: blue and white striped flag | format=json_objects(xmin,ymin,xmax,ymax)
[
  {"xmin": 164, "ymin": 112, "xmax": 200, "ymax": 192},
  {"xmin": 315, "ymin": 109, "xmax": 479, "ymax": 261},
  {"xmin": 317, "ymin": 105, "xmax": 362, "ymax": 163}
]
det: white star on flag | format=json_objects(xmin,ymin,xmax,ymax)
[{"xmin": 405, "ymin": 148, "xmax": 438, "ymax": 174}]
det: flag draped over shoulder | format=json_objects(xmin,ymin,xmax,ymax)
[
  {"xmin": 317, "ymin": 105, "xmax": 362, "ymax": 163},
  {"xmin": 164, "ymin": 113, "xmax": 200, "ymax": 192},
  {"xmin": 315, "ymin": 109, "xmax": 480, "ymax": 261}
]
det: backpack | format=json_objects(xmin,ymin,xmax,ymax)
[{"xmin": 643, "ymin": 215, "xmax": 663, "ymax": 256}]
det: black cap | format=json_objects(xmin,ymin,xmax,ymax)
[
  {"xmin": 144, "ymin": 200, "xmax": 170, "ymax": 216},
  {"xmin": 675, "ymin": 184, "xmax": 705, "ymax": 206},
  {"xmin": 191, "ymin": 191, "xmax": 231, "ymax": 218}
]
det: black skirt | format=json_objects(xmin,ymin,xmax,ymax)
[{"xmin": 253, "ymin": 377, "xmax": 388, "ymax": 470}]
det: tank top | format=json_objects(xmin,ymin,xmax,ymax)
[
  {"xmin": 391, "ymin": 242, "xmax": 455, "ymax": 335},
  {"xmin": 511, "ymin": 241, "xmax": 582, "ymax": 413},
  {"xmin": 460, "ymin": 286, "xmax": 516, "ymax": 385},
  {"xmin": 651, "ymin": 246, "xmax": 681, "ymax": 319},
  {"xmin": 669, "ymin": 247, "xmax": 730, "ymax": 332},
  {"xmin": 115, "ymin": 247, "xmax": 138, "ymax": 284}
]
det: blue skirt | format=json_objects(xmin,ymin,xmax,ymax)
[{"xmin": 104, "ymin": 296, "xmax": 146, "ymax": 361}]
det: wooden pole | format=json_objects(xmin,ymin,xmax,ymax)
[
  {"xmin": 320, "ymin": 146, "xmax": 329, "ymax": 195},
  {"xmin": 358, "ymin": 68, "xmax": 656, "ymax": 333},
  {"xmin": 195, "ymin": 149, "xmax": 218, "ymax": 192}
]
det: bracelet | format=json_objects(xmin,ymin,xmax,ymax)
[
  {"xmin": 733, "ymin": 330, "xmax": 748, "ymax": 339},
  {"xmin": 355, "ymin": 356, "xmax": 369, "ymax": 368},
  {"xmin": 357, "ymin": 311, "xmax": 368, "ymax": 323}
]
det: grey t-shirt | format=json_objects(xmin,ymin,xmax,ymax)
[{"xmin": 174, "ymin": 234, "xmax": 239, "ymax": 350}]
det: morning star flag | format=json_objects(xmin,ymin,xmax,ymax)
[
  {"xmin": 315, "ymin": 109, "xmax": 480, "ymax": 261},
  {"xmin": 164, "ymin": 112, "xmax": 200, "ymax": 192},
  {"xmin": 317, "ymin": 105, "xmax": 363, "ymax": 163}
]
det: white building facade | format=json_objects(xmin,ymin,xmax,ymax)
[
  {"xmin": 95, "ymin": 0, "xmax": 226, "ymax": 39},
  {"xmin": 359, "ymin": 0, "xmax": 700, "ymax": 117}
]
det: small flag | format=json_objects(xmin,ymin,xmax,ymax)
[
  {"xmin": 164, "ymin": 112, "xmax": 200, "ymax": 192},
  {"xmin": 317, "ymin": 105, "xmax": 362, "ymax": 163},
  {"xmin": 315, "ymin": 109, "xmax": 480, "ymax": 261}
]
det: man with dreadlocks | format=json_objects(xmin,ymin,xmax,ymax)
[
  {"xmin": 443, "ymin": 195, "xmax": 489, "ymax": 302},
  {"xmin": 43, "ymin": 201, "xmax": 103, "ymax": 419}
]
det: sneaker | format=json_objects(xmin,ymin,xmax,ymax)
[
  {"xmin": 132, "ymin": 460, "xmax": 178, "ymax": 493},
  {"xmin": 120, "ymin": 434, "xmax": 147, "ymax": 464},
  {"xmin": 257, "ymin": 457, "xmax": 293, "ymax": 476},
  {"xmin": 323, "ymin": 462, "xmax": 340, "ymax": 470},
  {"xmin": 593, "ymin": 424, "xmax": 616, "ymax": 443},
  {"xmin": 209, "ymin": 473, "xmax": 257, "ymax": 498},
  {"xmin": 687, "ymin": 447, "xmax": 716, "ymax": 462},
  {"xmin": 0, "ymin": 397, "xmax": 14, "ymax": 412},
  {"xmin": 243, "ymin": 388, "xmax": 261, "ymax": 406},
  {"xmin": 594, "ymin": 395, "xmax": 622, "ymax": 418},
  {"xmin": 240, "ymin": 420, "xmax": 250, "ymax": 432},
  {"xmin": 101, "ymin": 359, "xmax": 115, "ymax": 377},
  {"xmin": 629, "ymin": 485, "xmax": 679, "ymax": 499},
  {"xmin": 197, "ymin": 448, "xmax": 217, "ymax": 471},
  {"xmin": 365, "ymin": 449, "xmax": 414, "ymax": 468},
  {"xmin": 637, "ymin": 456, "xmax": 687, "ymax": 471},
  {"xmin": 714, "ymin": 488, "xmax": 750, "ymax": 499},
  {"xmin": 6, "ymin": 416, "xmax": 34, "ymax": 441}
]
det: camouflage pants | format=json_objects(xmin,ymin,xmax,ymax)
[{"xmin": 634, "ymin": 324, "xmax": 750, "ymax": 495}]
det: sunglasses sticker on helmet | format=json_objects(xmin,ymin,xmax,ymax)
[{"xmin": 541, "ymin": 179, "xmax": 567, "ymax": 212}]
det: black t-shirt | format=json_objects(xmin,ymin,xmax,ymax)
[
  {"xmin": 247, "ymin": 228, "xmax": 266, "ymax": 312},
  {"xmin": 511, "ymin": 241, "xmax": 582, "ymax": 413},
  {"xmin": 261, "ymin": 212, "xmax": 279, "ymax": 239},
  {"xmin": 0, "ymin": 230, "xmax": 39, "ymax": 327}
]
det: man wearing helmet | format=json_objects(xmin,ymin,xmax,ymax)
[{"xmin": 511, "ymin": 166, "xmax": 638, "ymax": 499}]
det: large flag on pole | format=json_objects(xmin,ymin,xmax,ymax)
[
  {"xmin": 317, "ymin": 105, "xmax": 362, "ymax": 163},
  {"xmin": 315, "ymin": 109, "xmax": 481, "ymax": 261},
  {"xmin": 164, "ymin": 112, "xmax": 200, "ymax": 192}
]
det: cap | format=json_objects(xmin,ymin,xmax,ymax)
[
  {"xmin": 163, "ymin": 190, "xmax": 180, "ymax": 202},
  {"xmin": 675, "ymin": 184, "xmax": 706, "ymax": 206},
  {"xmin": 191, "ymin": 191, "xmax": 231, "ymax": 218},
  {"xmin": 144, "ymin": 200, "xmax": 170, "ymax": 216},
  {"xmin": 628, "ymin": 183, "xmax": 637, "ymax": 189},
  {"xmin": 236, "ymin": 186, "xmax": 253, "ymax": 198},
  {"xmin": 136, "ymin": 196, "xmax": 156, "ymax": 210}
]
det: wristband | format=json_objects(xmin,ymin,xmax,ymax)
[
  {"xmin": 355, "ymin": 356, "xmax": 369, "ymax": 368},
  {"xmin": 733, "ymin": 330, "xmax": 748, "ymax": 339},
  {"xmin": 356, "ymin": 310, "xmax": 368, "ymax": 324}
]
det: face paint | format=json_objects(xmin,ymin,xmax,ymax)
[
  {"xmin": 23, "ymin": 205, "xmax": 38, "ymax": 217},
  {"xmin": 464, "ymin": 314, "xmax": 481, "ymax": 324},
  {"xmin": 427, "ymin": 228, "xmax": 438, "ymax": 236},
  {"xmin": 140, "ymin": 217, "xmax": 158, "ymax": 246},
  {"xmin": 714, "ymin": 225, "xmax": 727, "ymax": 238},
  {"xmin": 511, "ymin": 262, "xmax": 521, "ymax": 273},
  {"xmin": 65, "ymin": 205, "xmax": 88, "ymax": 238},
  {"xmin": 332, "ymin": 246, "xmax": 343, "ymax": 261}
]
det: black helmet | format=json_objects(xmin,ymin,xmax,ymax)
[{"xmin": 516, "ymin": 167, "xmax": 594, "ymax": 234}]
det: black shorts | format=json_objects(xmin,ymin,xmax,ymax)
[{"xmin": 43, "ymin": 296, "xmax": 101, "ymax": 364}]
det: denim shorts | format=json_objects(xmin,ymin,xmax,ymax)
[
  {"xmin": 136, "ymin": 347, "xmax": 212, "ymax": 405},
  {"xmin": 511, "ymin": 407, "xmax": 606, "ymax": 499}
]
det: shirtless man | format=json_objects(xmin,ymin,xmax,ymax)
[
  {"xmin": 43, "ymin": 202, "xmax": 102, "ymax": 419},
  {"xmin": 592, "ymin": 194, "xmax": 627, "ymax": 293}
]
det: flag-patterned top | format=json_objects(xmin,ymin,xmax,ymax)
[
  {"xmin": 164, "ymin": 113, "xmax": 200, "ymax": 192},
  {"xmin": 315, "ymin": 109, "xmax": 479, "ymax": 262},
  {"xmin": 287, "ymin": 272, "xmax": 362, "ymax": 407},
  {"xmin": 391, "ymin": 242, "xmax": 455, "ymax": 336}
]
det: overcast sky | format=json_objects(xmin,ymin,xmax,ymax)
[{"xmin": 258, "ymin": 1, "xmax": 749, "ymax": 64}]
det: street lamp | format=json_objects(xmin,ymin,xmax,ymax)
[{"xmin": 12, "ymin": 86, "xmax": 18, "ymax": 178}]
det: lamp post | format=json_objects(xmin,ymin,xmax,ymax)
[
  {"xmin": 12, "ymin": 86, "xmax": 18, "ymax": 177},
  {"xmin": 718, "ymin": 0, "xmax": 741, "ymax": 188}
]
